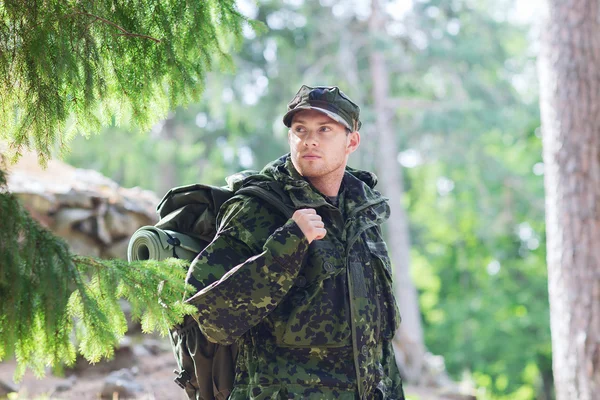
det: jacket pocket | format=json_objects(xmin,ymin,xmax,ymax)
[
  {"xmin": 272, "ymin": 240, "xmax": 351, "ymax": 347},
  {"xmin": 368, "ymin": 241, "xmax": 401, "ymax": 340}
]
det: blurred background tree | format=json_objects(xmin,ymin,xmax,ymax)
[{"xmin": 64, "ymin": 0, "xmax": 550, "ymax": 399}]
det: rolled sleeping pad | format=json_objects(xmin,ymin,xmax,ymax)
[{"xmin": 127, "ymin": 226, "xmax": 204, "ymax": 262}]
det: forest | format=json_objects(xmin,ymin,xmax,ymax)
[{"xmin": 1, "ymin": 0, "xmax": 598, "ymax": 399}]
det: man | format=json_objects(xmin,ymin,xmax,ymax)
[{"xmin": 185, "ymin": 85, "xmax": 404, "ymax": 399}]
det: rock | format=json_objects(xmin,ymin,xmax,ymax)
[
  {"xmin": 61, "ymin": 231, "xmax": 101, "ymax": 257},
  {"xmin": 21, "ymin": 203, "xmax": 55, "ymax": 228},
  {"xmin": 14, "ymin": 192, "xmax": 57, "ymax": 214},
  {"xmin": 55, "ymin": 189, "xmax": 94, "ymax": 209},
  {"xmin": 77, "ymin": 217, "xmax": 96, "ymax": 236},
  {"xmin": 121, "ymin": 187, "xmax": 160, "ymax": 218},
  {"xmin": 6, "ymin": 149, "xmax": 160, "ymax": 260},
  {"xmin": 73, "ymin": 169, "xmax": 120, "ymax": 192},
  {"xmin": 103, "ymin": 237, "xmax": 131, "ymax": 260},
  {"xmin": 100, "ymin": 368, "xmax": 144, "ymax": 399},
  {"xmin": 132, "ymin": 344, "xmax": 152, "ymax": 358},
  {"xmin": 142, "ymin": 339, "xmax": 169, "ymax": 355},
  {"xmin": 53, "ymin": 208, "xmax": 95, "ymax": 235},
  {"xmin": 119, "ymin": 336, "xmax": 133, "ymax": 350},
  {"xmin": 106, "ymin": 207, "xmax": 137, "ymax": 239},
  {"xmin": 55, "ymin": 375, "xmax": 77, "ymax": 392},
  {"xmin": 0, "ymin": 379, "xmax": 18, "ymax": 396},
  {"xmin": 96, "ymin": 216, "xmax": 113, "ymax": 245}
]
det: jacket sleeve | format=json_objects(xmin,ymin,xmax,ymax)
[{"xmin": 184, "ymin": 196, "xmax": 309, "ymax": 345}]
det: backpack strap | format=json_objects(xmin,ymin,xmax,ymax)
[{"xmin": 236, "ymin": 184, "xmax": 295, "ymax": 219}]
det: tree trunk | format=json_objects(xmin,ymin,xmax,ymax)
[
  {"xmin": 336, "ymin": 28, "xmax": 375, "ymax": 170},
  {"xmin": 368, "ymin": 0, "xmax": 426, "ymax": 384},
  {"xmin": 538, "ymin": 1, "xmax": 600, "ymax": 399}
]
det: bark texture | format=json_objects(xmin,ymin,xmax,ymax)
[
  {"xmin": 538, "ymin": 1, "xmax": 600, "ymax": 399},
  {"xmin": 369, "ymin": 0, "xmax": 426, "ymax": 383}
]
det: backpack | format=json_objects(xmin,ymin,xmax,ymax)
[{"xmin": 127, "ymin": 179, "xmax": 294, "ymax": 400}]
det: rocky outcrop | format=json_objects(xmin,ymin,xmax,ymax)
[
  {"xmin": 100, "ymin": 368, "xmax": 144, "ymax": 399},
  {"xmin": 5, "ymin": 151, "xmax": 159, "ymax": 259}
]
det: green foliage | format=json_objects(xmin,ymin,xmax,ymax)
[
  {"xmin": 408, "ymin": 125, "xmax": 551, "ymax": 399},
  {"xmin": 0, "ymin": 164, "xmax": 196, "ymax": 380},
  {"xmin": 0, "ymin": 0, "xmax": 257, "ymax": 164},
  {"xmin": 398, "ymin": 2, "xmax": 550, "ymax": 397}
]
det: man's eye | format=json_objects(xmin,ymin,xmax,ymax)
[{"xmin": 320, "ymin": 126, "xmax": 331, "ymax": 132}]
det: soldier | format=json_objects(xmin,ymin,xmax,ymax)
[{"xmin": 185, "ymin": 85, "xmax": 405, "ymax": 399}]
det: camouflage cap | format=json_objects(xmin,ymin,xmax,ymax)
[{"xmin": 283, "ymin": 85, "xmax": 362, "ymax": 131}]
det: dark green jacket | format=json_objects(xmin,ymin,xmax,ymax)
[{"xmin": 186, "ymin": 155, "xmax": 404, "ymax": 399}]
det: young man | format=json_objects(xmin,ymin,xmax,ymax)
[{"xmin": 186, "ymin": 85, "xmax": 405, "ymax": 399}]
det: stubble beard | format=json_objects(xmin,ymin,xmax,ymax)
[{"xmin": 294, "ymin": 155, "xmax": 346, "ymax": 184}]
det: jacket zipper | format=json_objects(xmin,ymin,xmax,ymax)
[
  {"xmin": 375, "ymin": 285, "xmax": 382, "ymax": 339},
  {"xmin": 346, "ymin": 216, "xmax": 379, "ymax": 398},
  {"xmin": 346, "ymin": 256, "xmax": 362, "ymax": 397}
]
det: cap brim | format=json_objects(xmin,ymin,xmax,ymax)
[{"xmin": 283, "ymin": 106, "xmax": 352, "ymax": 130}]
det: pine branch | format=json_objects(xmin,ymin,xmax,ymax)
[
  {"xmin": 0, "ymin": 0, "xmax": 254, "ymax": 164},
  {"xmin": 0, "ymin": 164, "xmax": 197, "ymax": 381},
  {"xmin": 67, "ymin": 10, "xmax": 162, "ymax": 43}
]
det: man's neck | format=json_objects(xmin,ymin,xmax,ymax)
[{"xmin": 307, "ymin": 171, "xmax": 344, "ymax": 197}]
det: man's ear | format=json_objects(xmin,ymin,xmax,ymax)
[{"xmin": 347, "ymin": 131, "xmax": 360, "ymax": 154}]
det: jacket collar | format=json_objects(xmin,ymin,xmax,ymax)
[
  {"xmin": 264, "ymin": 154, "xmax": 389, "ymax": 221},
  {"xmin": 225, "ymin": 154, "xmax": 389, "ymax": 222}
]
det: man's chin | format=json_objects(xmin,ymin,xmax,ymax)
[
  {"xmin": 296, "ymin": 167, "xmax": 324, "ymax": 179},
  {"xmin": 292, "ymin": 157, "xmax": 327, "ymax": 178}
]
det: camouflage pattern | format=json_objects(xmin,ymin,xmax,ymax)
[
  {"xmin": 185, "ymin": 155, "xmax": 404, "ymax": 399},
  {"xmin": 283, "ymin": 85, "xmax": 363, "ymax": 132}
]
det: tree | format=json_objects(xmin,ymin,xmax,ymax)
[
  {"xmin": 0, "ymin": 0, "xmax": 253, "ymax": 378},
  {"xmin": 368, "ymin": 0, "xmax": 426, "ymax": 382},
  {"xmin": 538, "ymin": 0, "xmax": 600, "ymax": 399}
]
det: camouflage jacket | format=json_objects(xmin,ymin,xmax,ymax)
[{"xmin": 185, "ymin": 155, "xmax": 404, "ymax": 399}]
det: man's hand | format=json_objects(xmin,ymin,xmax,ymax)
[{"xmin": 292, "ymin": 208, "xmax": 326, "ymax": 244}]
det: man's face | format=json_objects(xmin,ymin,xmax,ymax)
[{"xmin": 288, "ymin": 109, "xmax": 360, "ymax": 181}]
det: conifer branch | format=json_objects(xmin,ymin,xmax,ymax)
[
  {"xmin": 0, "ymin": 164, "xmax": 196, "ymax": 381},
  {"xmin": 0, "ymin": 0, "xmax": 253, "ymax": 378},
  {"xmin": 68, "ymin": 10, "xmax": 162, "ymax": 43},
  {"xmin": 0, "ymin": 0, "xmax": 250, "ymax": 163}
]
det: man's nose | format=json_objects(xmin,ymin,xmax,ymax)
[{"xmin": 303, "ymin": 130, "xmax": 318, "ymax": 146}]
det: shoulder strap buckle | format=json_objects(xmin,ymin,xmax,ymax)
[{"xmin": 173, "ymin": 369, "xmax": 192, "ymax": 389}]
